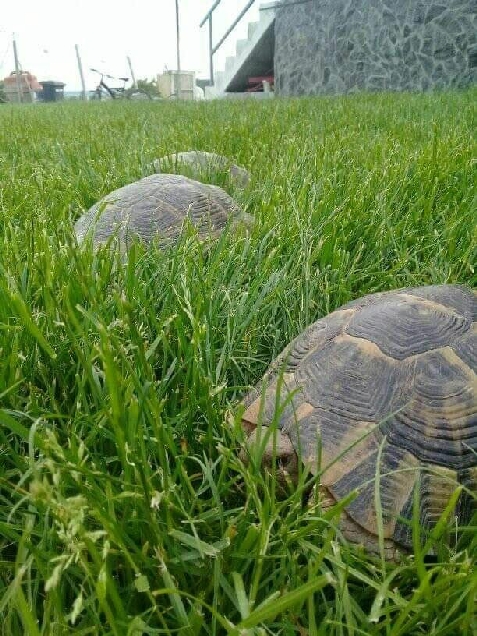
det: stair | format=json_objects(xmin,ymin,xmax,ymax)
[{"xmin": 205, "ymin": 2, "xmax": 277, "ymax": 99}]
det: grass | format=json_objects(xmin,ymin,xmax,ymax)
[{"xmin": 0, "ymin": 89, "xmax": 476, "ymax": 634}]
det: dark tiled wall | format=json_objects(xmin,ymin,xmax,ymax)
[{"xmin": 274, "ymin": 0, "xmax": 477, "ymax": 95}]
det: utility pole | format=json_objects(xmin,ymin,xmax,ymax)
[
  {"xmin": 12, "ymin": 36, "xmax": 22, "ymax": 103},
  {"xmin": 175, "ymin": 0, "xmax": 181, "ymax": 99},
  {"xmin": 127, "ymin": 56, "xmax": 137, "ymax": 88},
  {"xmin": 75, "ymin": 44, "xmax": 87, "ymax": 100}
]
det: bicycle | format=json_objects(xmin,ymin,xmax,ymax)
[{"xmin": 90, "ymin": 68, "xmax": 151, "ymax": 101}]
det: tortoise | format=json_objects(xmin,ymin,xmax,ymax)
[
  {"xmin": 74, "ymin": 173, "xmax": 252, "ymax": 250},
  {"xmin": 151, "ymin": 151, "xmax": 250, "ymax": 189},
  {"xmin": 239, "ymin": 284, "xmax": 476, "ymax": 559}
]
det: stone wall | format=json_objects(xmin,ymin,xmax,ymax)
[{"xmin": 274, "ymin": 0, "xmax": 477, "ymax": 95}]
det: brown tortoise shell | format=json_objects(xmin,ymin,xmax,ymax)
[
  {"xmin": 241, "ymin": 284, "xmax": 476, "ymax": 553},
  {"xmin": 74, "ymin": 173, "xmax": 248, "ymax": 250},
  {"xmin": 152, "ymin": 151, "xmax": 250, "ymax": 189}
]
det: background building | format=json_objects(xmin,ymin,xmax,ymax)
[
  {"xmin": 3, "ymin": 71, "xmax": 43, "ymax": 102},
  {"xmin": 38, "ymin": 81, "xmax": 66, "ymax": 102},
  {"xmin": 157, "ymin": 70, "xmax": 196, "ymax": 100}
]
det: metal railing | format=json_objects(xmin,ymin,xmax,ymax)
[
  {"xmin": 259, "ymin": 0, "xmax": 312, "ymax": 9},
  {"xmin": 200, "ymin": 0, "xmax": 257, "ymax": 85},
  {"xmin": 199, "ymin": 1, "xmax": 310, "ymax": 85}
]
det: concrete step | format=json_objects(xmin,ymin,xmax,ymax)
[
  {"xmin": 247, "ymin": 21, "xmax": 259, "ymax": 39},
  {"xmin": 225, "ymin": 56, "xmax": 235, "ymax": 73},
  {"xmin": 224, "ymin": 90, "xmax": 274, "ymax": 99},
  {"xmin": 236, "ymin": 38, "xmax": 248, "ymax": 56},
  {"xmin": 214, "ymin": 70, "xmax": 225, "ymax": 91},
  {"xmin": 206, "ymin": 2, "xmax": 277, "ymax": 99}
]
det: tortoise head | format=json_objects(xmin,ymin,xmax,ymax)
[
  {"xmin": 239, "ymin": 425, "xmax": 300, "ymax": 485},
  {"xmin": 228, "ymin": 164, "xmax": 250, "ymax": 188}
]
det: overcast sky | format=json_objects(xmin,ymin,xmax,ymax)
[{"xmin": 0, "ymin": 0, "xmax": 261, "ymax": 91}]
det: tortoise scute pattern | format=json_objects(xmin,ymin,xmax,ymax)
[
  {"xmin": 391, "ymin": 466, "xmax": 463, "ymax": 547},
  {"xmin": 331, "ymin": 443, "xmax": 418, "ymax": 537},
  {"xmin": 386, "ymin": 351, "xmax": 477, "ymax": 469},
  {"xmin": 340, "ymin": 288, "xmax": 401, "ymax": 310},
  {"xmin": 240, "ymin": 310, "xmax": 351, "ymax": 412},
  {"xmin": 347, "ymin": 296, "xmax": 471, "ymax": 360},
  {"xmin": 452, "ymin": 328, "xmax": 477, "ymax": 372},
  {"xmin": 283, "ymin": 310, "xmax": 352, "ymax": 372},
  {"xmin": 296, "ymin": 337, "xmax": 414, "ymax": 422},
  {"xmin": 410, "ymin": 285, "xmax": 477, "ymax": 321},
  {"xmin": 75, "ymin": 174, "xmax": 242, "ymax": 248},
  {"xmin": 287, "ymin": 408, "xmax": 380, "ymax": 479},
  {"xmin": 340, "ymin": 284, "xmax": 476, "ymax": 319},
  {"xmin": 242, "ymin": 284, "xmax": 476, "ymax": 552}
]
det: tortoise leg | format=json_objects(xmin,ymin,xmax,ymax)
[
  {"xmin": 239, "ymin": 427, "xmax": 300, "ymax": 484},
  {"xmin": 311, "ymin": 486, "xmax": 402, "ymax": 561}
]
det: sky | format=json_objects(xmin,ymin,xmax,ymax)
[{"xmin": 0, "ymin": 0, "xmax": 261, "ymax": 92}]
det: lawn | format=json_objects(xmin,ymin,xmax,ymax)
[{"xmin": 0, "ymin": 90, "xmax": 476, "ymax": 634}]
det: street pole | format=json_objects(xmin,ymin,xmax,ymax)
[
  {"xmin": 127, "ymin": 56, "xmax": 137, "ymax": 88},
  {"xmin": 75, "ymin": 44, "xmax": 87, "ymax": 100},
  {"xmin": 12, "ymin": 36, "xmax": 22, "ymax": 103},
  {"xmin": 208, "ymin": 15, "xmax": 214, "ymax": 85},
  {"xmin": 175, "ymin": 0, "xmax": 181, "ymax": 99},
  {"xmin": 175, "ymin": 0, "xmax": 181, "ymax": 72}
]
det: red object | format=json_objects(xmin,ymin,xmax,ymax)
[
  {"xmin": 247, "ymin": 75, "xmax": 274, "ymax": 84},
  {"xmin": 4, "ymin": 71, "xmax": 43, "ymax": 91},
  {"xmin": 246, "ymin": 75, "xmax": 274, "ymax": 92}
]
